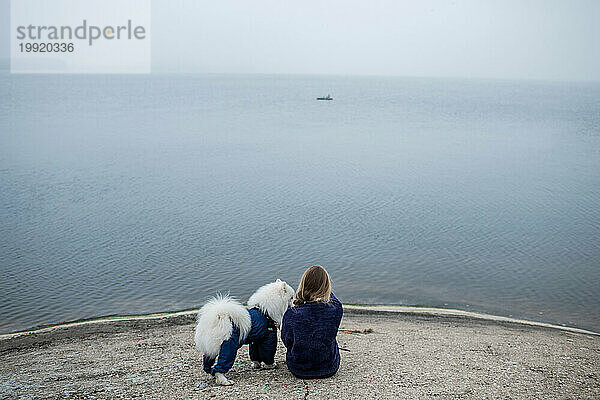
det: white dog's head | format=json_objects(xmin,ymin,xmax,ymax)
[{"xmin": 247, "ymin": 279, "xmax": 295, "ymax": 327}]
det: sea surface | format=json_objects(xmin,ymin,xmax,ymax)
[{"xmin": 1, "ymin": 74, "xmax": 599, "ymax": 334}]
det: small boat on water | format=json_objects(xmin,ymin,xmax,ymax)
[{"xmin": 317, "ymin": 94, "xmax": 333, "ymax": 100}]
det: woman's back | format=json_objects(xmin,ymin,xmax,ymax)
[{"xmin": 281, "ymin": 293, "xmax": 343, "ymax": 378}]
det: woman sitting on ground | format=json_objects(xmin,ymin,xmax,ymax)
[{"xmin": 281, "ymin": 265, "xmax": 343, "ymax": 379}]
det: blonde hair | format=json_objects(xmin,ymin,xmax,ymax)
[{"xmin": 294, "ymin": 265, "xmax": 331, "ymax": 306}]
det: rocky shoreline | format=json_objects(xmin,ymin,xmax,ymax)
[{"xmin": 1, "ymin": 306, "xmax": 598, "ymax": 399}]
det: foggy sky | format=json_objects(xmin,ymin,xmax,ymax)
[{"xmin": 2, "ymin": 0, "xmax": 600, "ymax": 81}]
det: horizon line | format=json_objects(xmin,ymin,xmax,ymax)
[{"xmin": 0, "ymin": 68, "xmax": 599, "ymax": 84}]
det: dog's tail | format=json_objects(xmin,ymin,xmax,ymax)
[{"xmin": 194, "ymin": 294, "xmax": 251, "ymax": 358}]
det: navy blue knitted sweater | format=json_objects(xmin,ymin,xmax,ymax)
[{"xmin": 281, "ymin": 293, "xmax": 343, "ymax": 378}]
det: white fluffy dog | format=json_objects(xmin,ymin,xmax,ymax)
[{"xmin": 194, "ymin": 279, "xmax": 295, "ymax": 385}]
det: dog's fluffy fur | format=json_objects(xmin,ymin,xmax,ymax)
[
  {"xmin": 247, "ymin": 279, "xmax": 295, "ymax": 327},
  {"xmin": 194, "ymin": 294, "xmax": 251, "ymax": 358},
  {"xmin": 194, "ymin": 279, "xmax": 295, "ymax": 360}
]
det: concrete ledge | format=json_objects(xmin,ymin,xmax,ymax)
[
  {"xmin": 343, "ymin": 305, "xmax": 600, "ymax": 336},
  {"xmin": 1, "ymin": 304, "xmax": 599, "ymax": 399},
  {"xmin": 2, "ymin": 304, "xmax": 597, "ymax": 340}
]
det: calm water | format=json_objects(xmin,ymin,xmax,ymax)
[{"xmin": 1, "ymin": 74, "xmax": 599, "ymax": 334}]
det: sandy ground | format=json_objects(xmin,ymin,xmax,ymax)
[{"xmin": 1, "ymin": 307, "xmax": 599, "ymax": 399}]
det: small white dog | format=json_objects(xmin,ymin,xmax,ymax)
[{"xmin": 194, "ymin": 279, "xmax": 295, "ymax": 385}]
